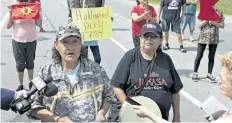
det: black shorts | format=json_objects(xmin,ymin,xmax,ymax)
[{"xmin": 12, "ymin": 39, "xmax": 37, "ymax": 72}]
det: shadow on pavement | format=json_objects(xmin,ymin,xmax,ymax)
[
  {"xmin": 171, "ymin": 46, "xmax": 198, "ymax": 51},
  {"xmin": 177, "ymin": 69, "xmax": 194, "ymax": 77}
]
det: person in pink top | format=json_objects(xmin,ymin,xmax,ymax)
[{"xmin": 5, "ymin": 0, "xmax": 42, "ymax": 91}]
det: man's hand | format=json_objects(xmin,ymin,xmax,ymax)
[
  {"xmin": 56, "ymin": 116, "xmax": 73, "ymax": 123},
  {"xmin": 15, "ymin": 90, "xmax": 28, "ymax": 99}
]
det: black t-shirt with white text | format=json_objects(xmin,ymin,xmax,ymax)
[
  {"xmin": 111, "ymin": 48, "xmax": 183, "ymax": 120},
  {"xmin": 161, "ymin": 0, "xmax": 186, "ymax": 20}
]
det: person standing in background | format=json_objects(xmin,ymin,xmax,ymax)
[
  {"xmin": 5, "ymin": 0, "xmax": 42, "ymax": 91},
  {"xmin": 181, "ymin": 0, "xmax": 198, "ymax": 42},
  {"xmin": 131, "ymin": 0, "xmax": 157, "ymax": 48},
  {"xmin": 81, "ymin": 0, "xmax": 105, "ymax": 64},
  {"xmin": 157, "ymin": 0, "xmax": 187, "ymax": 53},
  {"xmin": 67, "ymin": 0, "xmax": 105, "ymax": 64},
  {"xmin": 192, "ymin": 7, "xmax": 225, "ymax": 82}
]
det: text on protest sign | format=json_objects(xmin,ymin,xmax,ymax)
[{"xmin": 71, "ymin": 7, "xmax": 112, "ymax": 41}]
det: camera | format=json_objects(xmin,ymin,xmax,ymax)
[
  {"xmin": 10, "ymin": 97, "xmax": 33, "ymax": 115},
  {"xmin": 9, "ymin": 76, "xmax": 58, "ymax": 115}
]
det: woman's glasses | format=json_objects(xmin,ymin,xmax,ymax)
[
  {"xmin": 216, "ymin": 75, "xmax": 232, "ymax": 86},
  {"xmin": 141, "ymin": 33, "xmax": 159, "ymax": 40}
]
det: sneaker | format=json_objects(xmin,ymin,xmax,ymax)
[
  {"xmin": 190, "ymin": 36, "xmax": 194, "ymax": 42},
  {"xmin": 179, "ymin": 47, "xmax": 187, "ymax": 53},
  {"xmin": 163, "ymin": 43, "xmax": 170, "ymax": 50},
  {"xmin": 29, "ymin": 82, "xmax": 33, "ymax": 89},
  {"xmin": 206, "ymin": 74, "xmax": 216, "ymax": 82},
  {"xmin": 192, "ymin": 72, "xmax": 199, "ymax": 82},
  {"xmin": 16, "ymin": 85, "xmax": 24, "ymax": 91}
]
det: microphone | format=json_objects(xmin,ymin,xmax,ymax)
[
  {"xmin": 43, "ymin": 83, "xmax": 58, "ymax": 97},
  {"xmin": 26, "ymin": 76, "xmax": 47, "ymax": 99},
  {"xmin": 10, "ymin": 76, "xmax": 58, "ymax": 114}
]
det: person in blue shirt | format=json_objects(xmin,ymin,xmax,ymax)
[
  {"xmin": 181, "ymin": 0, "xmax": 198, "ymax": 42},
  {"xmin": 1, "ymin": 88, "xmax": 28, "ymax": 110}
]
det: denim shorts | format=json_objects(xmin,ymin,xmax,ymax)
[
  {"xmin": 161, "ymin": 19, "xmax": 181, "ymax": 34},
  {"xmin": 181, "ymin": 14, "xmax": 196, "ymax": 32}
]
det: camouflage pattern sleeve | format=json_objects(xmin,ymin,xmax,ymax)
[{"xmin": 100, "ymin": 67, "xmax": 114, "ymax": 103}]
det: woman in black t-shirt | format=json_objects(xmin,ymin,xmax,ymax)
[{"xmin": 109, "ymin": 22, "xmax": 183, "ymax": 122}]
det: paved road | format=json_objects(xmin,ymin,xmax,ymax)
[{"xmin": 1, "ymin": 0, "xmax": 232, "ymax": 122}]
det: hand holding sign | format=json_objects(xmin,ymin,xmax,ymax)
[{"xmin": 198, "ymin": 0, "xmax": 220, "ymax": 21}]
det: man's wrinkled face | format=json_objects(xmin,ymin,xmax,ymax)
[{"xmin": 55, "ymin": 36, "xmax": 82, "ymax": 62}]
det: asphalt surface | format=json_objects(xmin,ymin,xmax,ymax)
[{"xmin": 0, "ymin": 0, "xmax": 232, "ymax": 122}]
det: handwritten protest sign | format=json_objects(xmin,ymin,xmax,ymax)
[{"xmin": 71, "ymin": 7, "xmax": 112, "ymax": 41}]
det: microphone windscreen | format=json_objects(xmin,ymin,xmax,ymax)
[{"xmin": 44, "ymin": 83, "xmax": 58, "ymax": 97}]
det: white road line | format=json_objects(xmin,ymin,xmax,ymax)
[
  {"xmin": 109, "ymin": 38, "xmax": 204, "ymax": 108},
  {"xmin": 59, "ymin": 0, "xmax": 208, "ymax": 109},
  {"xmin": 110, "ymin": 38, "xmax": 129, "ymax": 52}
]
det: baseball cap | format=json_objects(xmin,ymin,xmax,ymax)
[
  {"xmin": 140, "ymin": 22, "xmax": 162, "ymax": 37},
  {"xmin": 55, "ymin": 24, "xmax": 82, "ymax": 41}
]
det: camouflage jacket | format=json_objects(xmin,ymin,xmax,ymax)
[
  {"xmin": 28, "ymin": 57, "xmax": 114, "ymax": 122},
  {"xmin": 198, "ymin": 10, "xmax": 224, "ymax": 44}
]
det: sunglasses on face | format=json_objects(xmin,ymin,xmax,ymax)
[{"xmin": 141, "ymin": 33, "xmax": 159, "ymax": 40}]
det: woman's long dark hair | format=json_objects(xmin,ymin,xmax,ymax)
[
  {"xmin": 52, "ymin": 47, "xmax": 62, "ymax": 63},
  {"xmin": 136, "ymin": 0, "xmax": 140, "ymax": 5}
]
